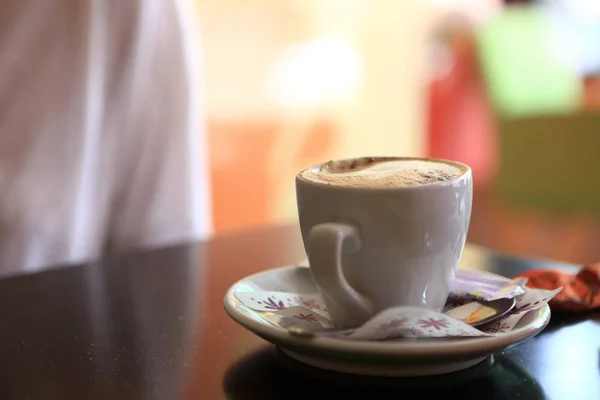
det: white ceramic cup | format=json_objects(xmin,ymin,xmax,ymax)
[{"xmin": 296, "ymin": 157, "xmax": 473, "ymax": 328}]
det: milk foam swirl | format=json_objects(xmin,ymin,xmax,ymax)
[{"xmin": 300, "ymin": 158, "xmax": 465, "ymax": 188}]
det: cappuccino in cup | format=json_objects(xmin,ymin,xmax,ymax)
[
  {"xmin": 299, "ymin": 157, "xmax": 466, "ymax": 188},
  {"xmin": 296, "ymin": 157, "xmax": 472, "ymax": 328}
]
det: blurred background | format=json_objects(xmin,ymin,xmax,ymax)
[{"xmin": 195, "ymin": 0, "xmax": 600, "ymax": 239}]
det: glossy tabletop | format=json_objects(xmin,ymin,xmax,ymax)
[{"xmin": 0, "ymin": 224, "xmax": 599, "ymax": 399}]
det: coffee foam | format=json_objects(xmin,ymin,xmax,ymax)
[{"xmin": 300, "ymin": 158, "xmax": 464, "ymax": 188}]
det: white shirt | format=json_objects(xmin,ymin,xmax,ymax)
[{"xmin": 0, "ymin": 0, "xmax": 212, "ymax": 277}]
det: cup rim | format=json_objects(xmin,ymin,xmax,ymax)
[{"xmin": 296, "ymin": 156, "xmax": 472, "ymax": 191}]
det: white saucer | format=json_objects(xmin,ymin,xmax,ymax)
[{"xmin": 223, "ymin": 266, "xmax": 551, "ymax": 377}]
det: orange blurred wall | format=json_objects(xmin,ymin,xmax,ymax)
[{"xmin": 195, "ymin": 0, "xmax": 443, "ymax": 235}]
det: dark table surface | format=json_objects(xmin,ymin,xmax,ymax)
[{"xmin": 1, "ymin": 224, "xmax": 599, "ymax": 400}]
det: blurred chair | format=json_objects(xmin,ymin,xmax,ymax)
[
  {"xmin": 495, "ymin": 113, "xmax": 600, "ymax": 215},
  {"xmin": 474, "ymin": 3, "xmax": 600, "ymax": 215}
]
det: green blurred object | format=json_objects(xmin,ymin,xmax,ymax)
[
  {"xmin": 476, "ymin": 6, "xmax": 582, "ymax": 117},
  {"xmin": 496, "ymin": 112, "xmax": 600, "ymax": 215}
]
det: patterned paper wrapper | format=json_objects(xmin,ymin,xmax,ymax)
[{"xmin": 235, "ymin": 265, "xmax": 561, "ymax": 340}]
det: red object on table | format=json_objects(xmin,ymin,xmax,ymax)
[{"xmin": 516, "ymin": 264, "xmax": 600, "ymax": 311}]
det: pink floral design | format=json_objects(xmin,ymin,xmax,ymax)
[
  {"xmin": 483, "ymin": 321, "xmax": 511, "ymax": 334},
  {"xmin": 300, "ymin": 299, "xmax": 322, "ymax": 310},
  {"xmin": 293, "ymin": 313, "xmax": 318, "ymax": 322},
  {"xmin": 380, "ymin": 318, "xmax": 408, "ymax": 331},
  {"xmin": 417, "ymin": 318, "xmax": 449, "ymax": 331},
  {"xmin": 408, "ymin": 327, "xmax": 423, "ymax": 336},
  {"xmin": 258, "ymin": 297, "xmax": 286, "ymax": 310},
  {"xmin": 375, "ymin": 318, "xmax": 408, "ymax": 339}
]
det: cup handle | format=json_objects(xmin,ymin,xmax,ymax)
[{"xmin": 307, "ymin": 222, "xmax": 371, "ymax": 326}]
